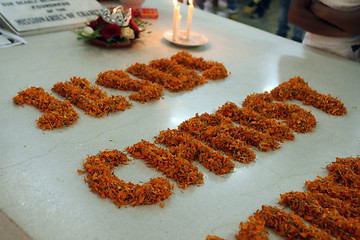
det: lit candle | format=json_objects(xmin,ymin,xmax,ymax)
[
  {"xmin": 185, "ymin": 0, "xmax": 194, "ymax": 40},
  {"xmin": 172, "ymin": 0, "xmax": 180, "ymax": 41}
]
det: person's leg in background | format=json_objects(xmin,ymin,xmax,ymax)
[
  {"xmin": 292, "ymin": 25, "xmax": 304, "ymax": 42},
  {"xmin": 217, "ymin": 0, "xmax": 239, "ymax": 19},
  {"xmin": 276, "ymin": 0, "xmax": 291, "ymax": 38},
  {"xmin": 196, "ymin": 0, "xmax": 206, "ymax": 9},
  {"xmin": 244, "ymin": 0, "xmax": 272, "ymax": 18},
  {"xmin": 276, "ymin": 0, "xmax": 303, "ymax": 42}
]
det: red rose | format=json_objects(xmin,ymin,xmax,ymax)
[
  {"xmin": 129, "ymin": 18, "xmax": 140, "ymax": 38},
  {"xmin": 89, "ymin": 16, "xmax": 106, "ymax": 29},
  {"xmin": 100, "ymin": 24, "xmax": 121, "ymax": 39}
]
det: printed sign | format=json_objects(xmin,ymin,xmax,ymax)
[{"xmin": 0, "ymin": 0, "xmax": 102, "ymax": 36}]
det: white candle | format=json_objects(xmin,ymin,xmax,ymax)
[
  {"xmin": 185, "ymin": 0, "xmax": 194, "ymax": 40},
  {"xmin": 177, "ymin": 14, "xmax": 181, "ymax": 35},
  {"xmin": 172, "ymin": 0, "xmax": 180, "ymax": 41}
]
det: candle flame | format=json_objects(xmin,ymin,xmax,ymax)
[
  {"xmin": 189, "ymin": 0, "xmax": 193, "ymax": 5},
  {"xmin": 173, "ymin": 0, "xmax": 178, "ymax": 6}
]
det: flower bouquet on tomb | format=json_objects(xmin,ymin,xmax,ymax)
[{"xmin": 77, "ymin": 6, "xmax": 149, "ymax": 48}]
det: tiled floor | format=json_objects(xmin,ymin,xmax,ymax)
[
  {"xmin": 199, "ymin": 0, "xmax": 298, "ymax": 41},
  {"xmin": 234, "ymin": 0, "xmax": 280, "ymax": 35},
  {"xmin": 0, "ymin": 210, "xmax": 31, "ymax": 240}
]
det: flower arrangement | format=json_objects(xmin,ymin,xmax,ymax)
[
  {"xmin": 78, "ymin": 149, "xmax": 174, "ymax": 208},
  {"xmin": 13, "ymin": 87, "xmax": 79, "ymax": 130},
  {"xmin": 126, "ymin": 140, "xmax": 204, "ymax": 189},
  {"xmin": 154, "ymin": 128, "xmax": 235, "ymax": 175},
  {"xmin": 52, "ymin": 76, "xmax": 132, "ymax": 117},
  {"xmin": 177, "ymin": 113, "xmax": 257, "ymax": 164},
  {"xmin": 77, "ymin": 6, "xmax": 148, "ymax": 47}
]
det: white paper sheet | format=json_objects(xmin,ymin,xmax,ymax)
[
  {"xmin": 0, "ymin": 0, "xmax": 102, "ymax": 36},
  {"xmin": 0, "ymin": 28, "xmax": 26, "ymax": 47}
]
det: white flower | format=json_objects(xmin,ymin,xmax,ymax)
[
  {"xmin": 81, "ymin": 26, "xmax": 94, "ymax": 36},
  {"xmin": 121, "ymin": 27, "xmax": 135, "ymax": 40},
  {"xmin": 86, "ymin": 16, "xmax": 97, "ymax": 25}
]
